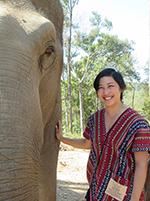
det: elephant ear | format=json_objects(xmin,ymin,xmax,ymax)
[{"xmin": 31, "ymin": 0, "xmax": 63, "ymax": 43}]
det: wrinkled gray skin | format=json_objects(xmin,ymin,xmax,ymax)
[{"xmin": 0, "ymin": 0, "xmax": 63, "ymax": 200}]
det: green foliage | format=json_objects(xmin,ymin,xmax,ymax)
[
  {"xmin": 139, "ymin": 82, "xmax": 150, "ymax": 121},
  {"xmin": 90, "ymin": 11, "xmax": 113, "ymax": 31},
  {"xmin": 89, "ymin": 11, "xmax": 102, "ymax": 27},
  {"xmin": 142, "ymin": 97, "xmax": 150, "ymax": 121}
]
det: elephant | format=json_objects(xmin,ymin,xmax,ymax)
[{"xmin": 0, "ymin": 0, "xmax": 63, "ymax": 200}]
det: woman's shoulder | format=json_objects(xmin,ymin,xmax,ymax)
[
  {"xmin": 126, "ymin": 108, "xmax": 149, "ymax": 127},
  {"xmin": 127, "ymin": 108, "xmax": 147, "ymax": 120}
]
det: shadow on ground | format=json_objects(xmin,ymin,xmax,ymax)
[{"xmin": 57, "ymin": 180, "xmax": 88, "ymax": 201}]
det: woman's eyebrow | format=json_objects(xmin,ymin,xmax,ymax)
[
  {"xmin": 99, "ymin": 82, "xmax": 114, "ymax": 86},
  {"xmin": 107, "ymin": 82, "xmax": 114, "ymax": 84}
]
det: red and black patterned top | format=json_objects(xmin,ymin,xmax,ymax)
[{"xmin": 83, "ymin": 108, "xmax": 150, "ymax": 201}]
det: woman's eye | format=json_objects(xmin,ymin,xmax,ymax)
[
  {"xmin": 45, "ymin": 47, "xmax": 55, "ymax": 55},
  {"xmin": 108, "ymin": 85, "xmax": 113, "ymax": 88}
]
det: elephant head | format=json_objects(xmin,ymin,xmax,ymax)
[{"xmin": 0, "ymin": 0, "xmax": 63, "ymax": 200}]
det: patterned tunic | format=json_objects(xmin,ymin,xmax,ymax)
[{"xmin": 83, "ymin": 108, "xmax": 150, "ymax": 201}]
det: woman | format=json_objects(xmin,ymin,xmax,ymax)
[{"xmin": 56, "ymin": 68, "xmax": 150, "ymax": 201}]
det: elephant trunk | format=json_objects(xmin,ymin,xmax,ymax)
[{"xmin": 0, "ymin": 64, "xmax": 43, "ymax": 200}]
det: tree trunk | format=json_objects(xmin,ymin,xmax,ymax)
[
  {"xmin": 62, "ymin": 80, "xmax": 69, "ymax": 132},
  {"xmin": 67, "ymin": 1, "xmax": 73, "ymax": 133},
  {"xmin": 131, "ymin": 85, "xmax": 135, "ymax": 109},
  {"xmin": 145, "ymin": 1, "xmax": 150, "ymax": 200},
  {"xmin": 149, "ymin": 0, "xmax": 150, "ymax": 96},
  {"xmin": 79, "ymin": 82, "xmax": 84, "ymax": 135}
]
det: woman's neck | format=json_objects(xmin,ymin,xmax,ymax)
[
  {"xmin": 105, "ymin": 102, "xmax": 127, "ymax": 118},
  {"xmin": 104, "ymin": 103, "xmax": 128, "ymax": 131}
]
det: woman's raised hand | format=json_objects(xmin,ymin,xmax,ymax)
[
  {"xmin": 55, "ymin": 120, "xmax": 63, "ymax": 141},
  {"xmin": 55, "ymin": 121, "xmax": 91, "ymax": 149}
]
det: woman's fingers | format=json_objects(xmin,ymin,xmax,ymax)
[
  {"xmin": 58, "ymin": 120, "xmax": 62, "ymax": 130},
  {"xmin": 55, "ymin": 121, "xmax": 62, "ymax": 140},
  {"xmin": 56, "ymin": 121, "xmax": 61, "ymax": 131}
]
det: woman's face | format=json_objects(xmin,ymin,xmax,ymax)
[{"xmin": 97, "ymin": 76, "xmax": 123, "ymax": 108}]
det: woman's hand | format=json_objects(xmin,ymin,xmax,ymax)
[
  {"xmin": 55, "ymin": 120, "xmax": 63, "ymax": 141},
  {"xmin": 55, "ymin": 120, "xmax": 91, "ymax": 149}
]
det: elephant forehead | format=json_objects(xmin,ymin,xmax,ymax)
[
  {"xmin": 15, "ymin": 10, "xmax": 56, "ymax": 38},
  {"xmin": 0, "ymin": 4, "xmax": 56, "ymax": 46}
]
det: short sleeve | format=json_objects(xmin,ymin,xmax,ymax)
[
  {"xmin": 132, "ymin": 120, "xmax": 150, "ymax": 152},
  {"xmin": 83, "ymin": 120, "xmax": 91, "ymax": 140},
  {"xmin": 83, "ymin": 113, "xmax": 95, "ymax": 142}
]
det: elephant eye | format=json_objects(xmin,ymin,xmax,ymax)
[
  {"xmin": 45, "ymin": 46, "xmax": 55, "ymax": 55},
  {"xmin": 38, "ymin": 45, "xmax": 56, "ymax": 73}
]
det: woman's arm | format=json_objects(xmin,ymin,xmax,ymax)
[
  {"xmin": 55, "ymin": 121, "xmax": 91, "ymax": 149},
  {"xmin": 130, "ymin": 151, "xmax": 148, "ymax": 201}
]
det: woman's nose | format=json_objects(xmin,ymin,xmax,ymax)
[
  {"xmin": 103, "ymin": 87, "xmax": 109, "ymax": 95},
  {"xmin": 103, "ymin": 88, "xmax": 109, "ymax": 95}
]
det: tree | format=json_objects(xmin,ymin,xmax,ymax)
[
  {"xmin": 61, "ymin": 65, "xmax": 69, "ymax": 132},
  {"xmin": 140, "ymin": 62, "xmax": 150, "ymax": 120},
  {"xmin": 149, "ymin": 0, "xmax": 150, "ymax": 96},
  {"xmin": 71, "ymin": 53, "xmax": 97, "ymax": 135},
  {"xmin": 70, "ymin": 12, "xmax": 112, "ymax": 135},
  {"xmin": 61, "ymin": 0, "xmax": 79, "ymax": 133},
  {"xmin": 61, "ymin": 9, "xmax": 142, "ymax": 136}
]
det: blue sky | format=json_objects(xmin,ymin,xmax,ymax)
[{"xmin": 73, "ymin": 0, "xmax": 149, "ymax": 78}]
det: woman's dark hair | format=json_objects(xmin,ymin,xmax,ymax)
[{"xmin": 93, "ymin": 68, "xmax": 126, "ymax": 100}]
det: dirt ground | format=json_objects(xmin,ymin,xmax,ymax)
[{"xmin": 56, "ymin": 143, "xmax": 90, "ymax": 201}]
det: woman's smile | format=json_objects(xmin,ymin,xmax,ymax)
[{"xmin": 103, "ymin": 96, "xmax": 113, "ymax": 101}]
